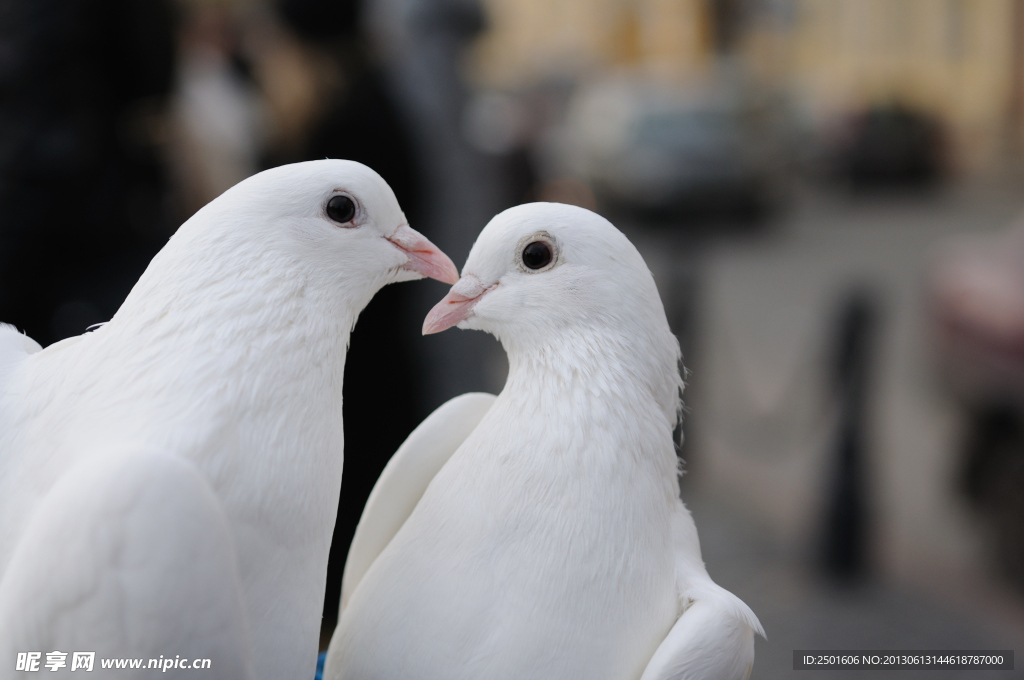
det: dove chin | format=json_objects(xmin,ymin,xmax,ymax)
[
  {"xmin": 387, "ymin": 224, "xmax": 459, "ymax": 284},
  {"xmin": 422, "ymin": 275, "xmax": 495, "ymax": 335}
]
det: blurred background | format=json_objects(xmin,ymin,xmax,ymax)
[{"xmin": 2, "ymin": 0, "xmax": 1024, "ymax": 676}]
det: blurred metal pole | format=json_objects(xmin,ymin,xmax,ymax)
[{"xmin": 820, "ymin": 289, "xmax": 880, "ymax": 582}]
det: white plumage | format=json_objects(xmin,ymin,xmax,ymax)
[
  {"xmin": 0, "ymin": 160, "xmax": 457, "ymax": 679},
  {"xmin": 325, "ymin": 202, "xmax": 763, "ymax": 680}
]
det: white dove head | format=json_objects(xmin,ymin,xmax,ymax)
[
  {"xmin": 424, "ymin": 202, "xmax": 683, "ymax": 426},
  {"xmin": 124, "ymin": 160, "xmax": 457, "ymax": 328},
  {"xmin": 194, "ymin": 159, "xmax": 456, "ymax": 289}
]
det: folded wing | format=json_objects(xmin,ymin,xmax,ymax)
[
  {"xmin": 340, "ymin": 392, "xmax": 495, "ymax": 611},
  {"xmin": 0, "ymin": 451, "xmax": 252, "ymax": 679}
]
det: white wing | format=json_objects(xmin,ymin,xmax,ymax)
[
  {"xmin": 640, "ymin": 507, "xmax": 765, "ymax": 680},
  {"xmin": 340, "ymin": 392, "xmax": 495, "ymax": 611},
  {"xmin": 0, "ymin": 451, "xmax": 252, "ymax": 679}
]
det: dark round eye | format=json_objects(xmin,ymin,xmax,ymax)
[
  {"xmin": 522, "ymin": 241, "xmax": 553, "ymax": 270},
  {"xmin": 326, "ymin": 195, "xmax": 356, "ymax": 224}
]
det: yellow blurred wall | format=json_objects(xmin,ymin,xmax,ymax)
[
  {"xmin": 472, "ymin": 0, "xmax": 1024, "ymax": 170},
  {"xmin": 751, "ymin": 0, "xmax": 1021, "ymax": 170},
  {"xmin": 470, "ymin": 0, "xmax": 712, "ymax": 86}
]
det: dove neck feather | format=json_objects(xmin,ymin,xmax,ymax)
[
  {"xmin": 495, "ymin": 321, "xmax": 683, "ymax": 494},
  {"xmin": 500, "ymin": 318, "xmax": 683, "ymax": 435}
]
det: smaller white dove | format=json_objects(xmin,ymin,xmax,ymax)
[
  {"xmin": 324, "ymin": 202, "xmax": 764, "ymax": 680},
  {"xmin": 0, "ymin": 160, "xmax": 458, "ymax": 679}
]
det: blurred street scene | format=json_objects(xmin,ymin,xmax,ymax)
[
  {"xmin": 3, "ymin": 0, "xmax": 1024, "ymax": 671},
  {"xmin": 634, "ymin": 178, "xmax": 1024, "ymax": 678}
]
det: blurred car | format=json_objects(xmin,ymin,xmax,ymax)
[
  {"xmin": 828, "ymin": 103, "xmax": 946, "ymax": 187},
  {"xmin": 557, "ymin": 78, "xmax": 790, "ymax": 220}
]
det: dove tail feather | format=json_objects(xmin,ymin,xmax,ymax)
[{"xmin": 683, "ymin": 578, "xmax": 764, "ymax": 640}]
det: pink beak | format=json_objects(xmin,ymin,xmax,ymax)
[
  {"xmin": 423, "ymin": 275, "xmax": 493, "ymax": 335},
  {"xmin": 387, "ymin": 224, "xmax": 459, "ymax": 285}
]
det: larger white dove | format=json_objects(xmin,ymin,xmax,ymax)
[
  {"xmin": 0, "ymin": 160, "xmax": 458, "ymax": 679},
  {"xmin": 324, "ymin": 202, "xmax": 763, "ymax": 680}
]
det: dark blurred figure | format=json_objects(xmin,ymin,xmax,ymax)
[
  {"xmin": 960, "ymin": 405, "xmax": 1024, "ymax": 592},
  {"xmin": 832, "ymin": 103, "xmax": 945, "ymax": 188},
  {"xmin": 0, "ymin": 0, "xmax": 177, "ymax": 345},
  {"xmin": 708, "ymin": 0, "xmax": 750, "ymax": 54},
  {"xmin": 275, "ymin": 0, "xmax": 424, "ymax": 642},
  {"xmin": 821, "ymin": 290, "xmax": 880, "ymax": 582}
]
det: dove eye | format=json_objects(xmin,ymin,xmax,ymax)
[
  {"xmin": 326, "ymin": 195, "xmax": 356, "ymax": 225},
  {"xmin": 521, "ymin": 241, "xmax": 553, "ymax": 270}
]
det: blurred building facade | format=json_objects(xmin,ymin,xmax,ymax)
[
  {"xmin": 471, "ymin": 0, "xmax": 711, "ymax": 85},
  {"xmin": 748, "ymin": 0, "xmax": 1024, "ymax": 171},
  {"xmin": 473, "ymin": 0, "xmax": 1024, "ymax": 173}
]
